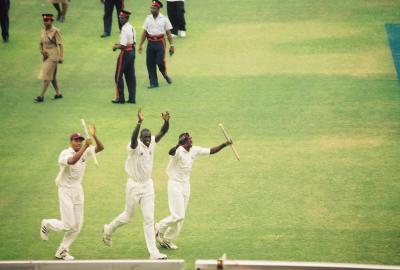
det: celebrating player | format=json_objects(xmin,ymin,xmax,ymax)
[
  {"xmin": 155, "ymin": 132, "xmax": 232, "ymax": 250},
  {"xmin": 102, "ymin": 109, "xmax": 170, "ymax": 260},
  {"xmin": 40, "ymin": 126, "xmax": 104, "ymax": 260}
]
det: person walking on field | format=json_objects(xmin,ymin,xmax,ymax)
[
  {"xmin": 167, "ymin": 0, "xmax": 186, "ymax": 38},
  {"xmin": 35, "ymin": 14, "xmax": 64, "ymax": 103}
]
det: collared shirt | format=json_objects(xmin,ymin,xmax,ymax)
[
  {"xmin": 120, "ymin": 22, "xmax": 136, "ymax": 46},
  {"xmin": 125, "ymin": 136, "xmax": 156, "ymax": 183},
  {"xmin": 167, "ymin": 146, "xmax": 210, "ymax": 183},
  {"xmin": 55, "ymin": 146, "xmax": 95, "ymax": 187},
  {"xmin": 143, "ymin": 13, "xmax": 173, "ymax": 36},
  {"xmin": 40, "ymin": 26, "xmax": 62, "ymax": 61}
]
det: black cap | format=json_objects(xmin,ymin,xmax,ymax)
[
  {"xmin": 42, "ymin": 14, "xmax": 54, "ymax": 21},
  {"xmin": 151, "ymin": 0, "xmax": 163, "ymax": 8}
]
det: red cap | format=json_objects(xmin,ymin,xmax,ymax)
[
  {"xmin": 119, "ymin": 10, "xmax": 131, "ymax": 17},
  {"xmin": 151, "ymin": 0, "xmax": 163, "ymax": 8},
  {"xmin": 42, "ymin": 14, "xmax": 54, "ymax": 21},
  {"xmin": 70, "ymin": 133, "xmax": 85, "ymax": 141}
]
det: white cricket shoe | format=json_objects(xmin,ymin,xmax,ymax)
[
  {"xmin": 55, "ymin": 249, "xmax": 74, "ymax": 260},
  {"xmin": 40, "ymin": 219, "xmax": 49, "ymax": 241},
  {"xmin": 149, "ymin": 252, "xmax": 167, "ymax": 260},
  {"xmin": 178, "ymin": 30, "xmax": 186, "ymax": 38},
  {"xmin": 171, "ymin": 34, "xmax": 178, "ymax": 38},
  {"xmin": 102, "ymin": 224, "xmax": 112, "ymax": 247},
  {"xmin": 165, "ymin": 241, "xmax": 179, "ymax": 250}
]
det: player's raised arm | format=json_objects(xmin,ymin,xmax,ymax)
[
  {"xmin": 130, "ymin": 109, "xmax": 144, "ymax": 149},
  {"xmin": 88, "ymin": 124, "xmax": 104, "ymax": 153},
  {"xmin": 68, "ymin": 138, "xmax": 92, "ymax": 165},
  {"xmin": 210, "ymin": 139, "xmax": 232, "ymax": 155},
  {"xmin": 155, "ymin": 111, "xmax": 170, "ymax": 143}
]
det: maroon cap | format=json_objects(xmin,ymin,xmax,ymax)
[{"xmin": 70, "ymin": 133, "xmax": 85, "ymax": 141}]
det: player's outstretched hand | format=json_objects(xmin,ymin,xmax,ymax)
[
  {"xmin": 138, "ymin": 108, "xmax": 144, "ymax": 123},
  {"xmin": 161, "ymin": 111, "xmax": 170, "ymax": 121},
  {"xmin": 226, "ymin": 139, "xmax": 233, "ymax": 145},
  {"xmin": 169, "ymin": 46, "xmax": 174, "ymax": 56}
]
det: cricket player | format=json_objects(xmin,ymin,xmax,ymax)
[
  {"xmin": 102, "ymin": 109, "xmax": 170, "ymax": 260},
  {"xmin": 40, "ymin": 126, "xmax": 104, "ymax": 260},
  {"xmin": 155, "ymin": 132, "xmax": 232, "ymax": 249}
]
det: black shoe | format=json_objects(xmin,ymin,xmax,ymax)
[
  {"xmin": 52, "ymin": 94, "xmax": 63, "ymax": 100},
  {"xmin": 34, "ymin": 96, "xmax": 44, "ymax": 102},
  {"xmin": 111, "ymin": 99, "xmax": 125, "ymax": 104},
  {"xmin": 127, "ymin": 100, "xmax": 136, "ymax": 104},
  {"xmin": 101, "ymin": 32, "xmax": 110, "ymax": 38},
  {"xmin": 147, "ymin": 84, "xmax": 159, "ymax": 89},
  {"xmin": 164, "ymin": 76, "xmax": 172, "ymax": 84}
]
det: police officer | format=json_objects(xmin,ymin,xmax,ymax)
[
  {"xmin": 100, "ymin": 0, "xmax": 124, "ymax": 38},
  {"xmin": 138, "ymin": 0, "xmax": 174, "ymax": 89},
  {"xmin": 111, "ymin": 10, "xmax": 136, "ymax": 104},
  {"xmin": 35, "ymin": 14, "xmax": 64, "ymax": 103}
]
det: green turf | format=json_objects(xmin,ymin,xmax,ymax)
[{"xmin": 0, "ymin": 0, "xmax": 400, "ymax": 269}]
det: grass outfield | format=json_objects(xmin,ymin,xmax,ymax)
[{"xmin": 0, "ymin": 0, "xmax": 400, "ymax": 269}]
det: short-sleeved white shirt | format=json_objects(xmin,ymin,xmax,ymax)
[
  {"xmin": 120, "ymin": 22, "xmax": 136, "ymax": 46},
  {"xmin": 143, "ymin": 13, "xmax": 173, "ymax": 36},
  {"xmin": 125, "ymin": 136, "xmax": 156, "ymax": 183},
  {"xmin": 167, "ymin": 146, "xmax": 210, "ymax": 183},
  {"xmin": 55, "ymin": 146, "xmax": 95, "ymax": 187}
]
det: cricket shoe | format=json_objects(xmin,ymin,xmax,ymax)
[
  {"xmin": 102, "ymin": 224, "xmax": 112, "ymax": 247},
  {"xmin": 149, "ymin": 252, "xmax": 167, "ymax": 260},
  {"xmin": 155, "ymin": 223, "xmax": 164, "ymax": 244},
  {"xmin": 40, "ymin": 219, "xmax": 49, "ymax": 241},
  {"xmin": 158, "ymin": 239, "xmax": 178, "ymax": 250},
  {"xmin": 178, "ymin": 30, "xmax": 186, "ymax": 38},
  {"xmin": 55, "ymin": 249, "xmax": 74, "ymax": 260}
]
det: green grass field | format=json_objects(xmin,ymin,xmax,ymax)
[{"xmin": 0, "ymin": 0, "xmax": 400, "ymax": 269}]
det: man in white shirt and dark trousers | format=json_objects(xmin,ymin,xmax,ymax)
[
  {"xmin": 112, "ymin": 10, "xmax": 137, "ymax": 104},
  {"xmin": 167, "ymin": 0, "xmax": 186, "ymax": 38},
  {"xmin": 102, "ymin": 109, "xmax": 170, "ymax": 260},
  {"xmin": 138, "ymin": 0, "xmax": 175, "ymax": 89},
  {"xmin": 40, "ymin": 128, "xmax": 104, "ymax": 260},
  {"xmin": 155, "ymin": 132, "xmax": 232, "ymax": 250}
]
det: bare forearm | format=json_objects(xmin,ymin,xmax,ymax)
[
  {"xmin": 155, "ymin": 120, "xmax": 169, "ymax": 142},
  {"xmin": 169, "ymin": 145, "xmax": 180, "ymax": 156},
  {"xmin": 130, "ymin": 122, "xmax": 141, "ymax": 149},
  {"xmin": 93, "ymin": 134, "xmax": 104, "ymax": 153},
  {"xmin": 210, "ymin": 142, "xmax": 229, "ymax": 155},
  {"xmin": 139, "ymin": 31, "xmax": 147, "ymax": 48},
  {"xmin": 68, "ymin": 145, "xmax": 89, "ymax": 164}
]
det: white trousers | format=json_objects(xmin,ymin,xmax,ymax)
[
  {"xmin": 46, "ymin": 185, "xmax": 84, "ymax": 251},
  {"xmin": 158, "ymin": 180, "xmax": 190, "ymax": 242},
  {"xmin": 106, "ymin": 179, "xmax": 160, "ymax": 255}
]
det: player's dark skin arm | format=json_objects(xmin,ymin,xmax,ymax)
[
  {"xmin": 88, "ymin": 125, "xmax": 104, "ymax": 153},
  {"xmin": 68, "ymin": 140, "xmax": 91, "ymax": 165},
  {"xmin": 166, "ymin": 30, "xmax": 174, "ymax": 55},
  {"xmin": 155, "ymin": 111, "xmax": 170, "ymax": 143},
  {"xmin": 169, "ymin": 144, "xmax": 180, "ymax": 156},
  {"xmin": 210, "ymin": 141, "xmax": 232, "ymax": 155},
  {"xmin": 130, "ymin": 109, "xmax": 144, "ymax": 149}
]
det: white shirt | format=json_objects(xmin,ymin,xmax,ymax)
[
  {"xmin": 167, "ymin": 146, "xmax": 210, "ymax": 183},
  {"xmin": 55, "ymin": 146, "xmax": 95, "ymax": 187},
  {"xmin": 143, "ymin": 13, "xmax": 173, "ymax": 36},
  {"xmin": 125, "ymin": 136, "xmax": 156, "ymax": 183},
  {"xmin": 120, "ymin": 22, "xmax": 136, "ymax": 46},
  {"xmin": 167, "ymin": 0, "xmax": 184, "ymax": 2}
]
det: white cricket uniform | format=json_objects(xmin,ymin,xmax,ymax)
[
  {"xmin": 158, "ymin": 146, "xmax": 210, "ymax": 242},
  {"xmin": 143, "ymin": 13, "xmax": 172, "ymax": 36},
  {"xmin": 119, "ymin": 22, "xmax": 136, "ymax": 46},
  {"xmin": 45, "ymin": 146, "xmax": 95, "ymax": 251},
  {"xmin": 105, "ymin": 136, "xmax": 161, "ymax": 256}
]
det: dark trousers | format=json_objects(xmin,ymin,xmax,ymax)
[
  {"xmin": 103, "ymin": 0, "xmax": 123, "ymax": 34},
  {"xmin": 146, "ymin": 39, "xmax": 168, "ymax": 86},
  {"xmin": 167, "ymin": 1, "xmax": 185, "ymax": 35},
  {"xmin": 0, "ymin": 0, "xmax": 10, "ymax": 41},
  {"xmin": 115, "ymin": 51, "xmax": 136, "ymax": 102}
]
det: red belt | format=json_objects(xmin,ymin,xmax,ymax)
[{"xmin": 147, "ymin": 35, "xmax": 164, "ymax": 41}]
